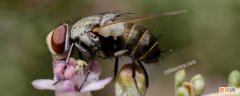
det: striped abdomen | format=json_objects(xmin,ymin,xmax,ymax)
[{"xmin": 119, "ymin": 23, "xmax": 161, "ymax": 63}]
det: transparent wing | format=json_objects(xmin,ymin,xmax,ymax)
[{"xmin": 100, "ymin": 10, "xmax": 187, "ymax": 29}]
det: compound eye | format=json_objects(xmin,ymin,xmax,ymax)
[{"xmin": 51, "ymin": 24, "xmax": 68, "ymax": 54}]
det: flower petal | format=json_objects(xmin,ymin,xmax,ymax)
[
  {"xmin": 86, "ymin": 61, "xmax": 102, "ymax": 81},
  {"xmin": 68, "ymin": 58, "xmax": 77, "ymax": 66},
  {"xmin": 80, "ymin": 77, "xmax": 112, "ymax": 93},
  {"xmin": 64, "ymin": 66, "xmax": 75, "ymax": 80},
  {"xmin": 54, "ymin": 63, "xmax": 65, "ymax": 76},
  {"xmin": 32, "ymin": 79, "xmax": 55, "ymax": 90},
  {"xmin": 90, "ymin": 61, "xmax": 101, "ymax": 74},
  {"xmin": 55, "ymin": 80, "xmax": 75, "ymax": 92}
]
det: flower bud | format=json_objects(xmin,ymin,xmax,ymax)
[
  {"xmin": 115, "ymin": 64, "xmax": 146, "ymax": 96},
  {"xmin": 190, "ymin": 74, "xmax": 205, "ymax": 96},
  {"xmin": 228, "ymin": 70, "xmax": 240, "ymax": 88},
  {"xmin": 176, "ymin": 86, "xmax": 189, "ymax": 96},
  {"xmin": 54, "ymin": 63, "xmax": 66, "ymax": 76},
  {"xmin": 175, "ymin": 70, "xmax": 186, "ymax": 88},
  {"xmin": 64, "ymin": 66, "xmax": 75, "ymax": 80}
]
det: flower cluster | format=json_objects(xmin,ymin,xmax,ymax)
[
  {"xmin": 32, "ymin": 58, "xmax": 112, "ymax": 96},
  {"xmin": 175, "ymin": 69, "xmax": 205, "ymax": 96}
]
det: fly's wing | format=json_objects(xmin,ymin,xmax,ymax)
[
  {"xmin": 101, "ymin": 10, "xmax": 187, "ymax": 28},
  {"xmin": 93, "ymin": 10, "xmax": 187, "ymax": 37}
]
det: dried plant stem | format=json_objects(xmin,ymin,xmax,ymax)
[{"xmin": 183, "ymin": 82, "xmax": 195, "ymax": 96}]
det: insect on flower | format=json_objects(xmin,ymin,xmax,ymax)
[
  {"xmin": 32, "ymin": 58, "xmax": 112, "ymax": 96},
  {"xmin": 46, "ymin": 10, "xmax": 187, "ymax": 92}
]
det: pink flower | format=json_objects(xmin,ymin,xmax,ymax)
[{"xmin": 32, "ymin": 58, "xmax": 112, "ymax": 96}]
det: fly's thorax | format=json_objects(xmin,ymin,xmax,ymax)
[
  {"xmin": 69, "ymin": 13, "xmax": 121, "ymax": 47},
  {"xmin": 70, "ymin": 15, "xmax": 102, "ymax": 47}
]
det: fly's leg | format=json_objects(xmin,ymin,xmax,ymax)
[
  {"xmin": 113, "ymin": 50, "xmax": 129, "ymax": 80},
  {"xmin": 131, "ymin": 53, "xmax": 142, "ymax": 96},
  {"xmin": 113, "ymin": 57, "xmax": 119, "ymax": 80},
  {"xmin": 79, "ymin": 71, "xmax": 91, "ymax": 91},
  {"xmin": 96, "ymin": 50, "xmax": 107, "ymax": 59},
  {"xmin": 54, "ymin": 43, "xmax": 74, "ymax": 85},
  {"xmin": 137, "ymin": 60, "xmax": 149, "ymax": 88},
  {"xmin": 78, "ymin": 61, "xmax": 92, "ymax": 91},
  {"xmin": 114, "ymin": 50, "xmax": 128, "ymax": 57},
  {"xmin": 66, "ymin": 43, "xmax": 74, "ymax": 64},
  {"xmin": 74, "ymin": 43, "xmax": 91, "ymax": 58},
  {"xmin": 74, "ymin": 43, "xmax": 93, "ymax": 91}
]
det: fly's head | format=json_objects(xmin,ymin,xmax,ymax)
[{"xmin": 46, "ymin": 23, "xmax": 70, "ymax": 60}]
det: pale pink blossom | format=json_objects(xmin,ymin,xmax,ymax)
[{"xmin": 32, "ymin": 58, "xmax": 112, "ymax": 96}]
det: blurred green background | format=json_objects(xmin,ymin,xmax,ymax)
[{"xmin": 0, "ymin": 0, "xmax": 240, "ymax": 96}]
